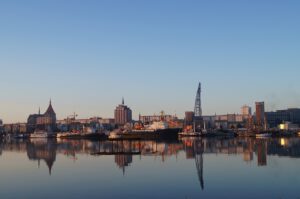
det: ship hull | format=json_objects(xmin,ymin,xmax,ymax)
[{"xmin": 109, "ymin": 128, "xmax": 181, "ymax": 140}]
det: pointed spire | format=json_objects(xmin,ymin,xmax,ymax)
[
  {"xmin": 38, "ymin": 107, "xmax": 41, "ymax": 115},
  {"xmin": 122, "ymin": 97, "xmax": 124, "ymax": 105},
  {"xmin": 45, "ymin": 99, "xmax": 56, "ymax": 115}
]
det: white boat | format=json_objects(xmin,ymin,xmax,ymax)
[
  {"xmin": 30, "ymin": 130, "xmax": 54, "ymax": 138},
  {"xmin": 255, "ymin": 133, "xmax": 272, "ymax": 138},
  {"xmin": 81, "ymin": 126, "xmax": 101, "ymax": 137},
  {"xmin": 56, "ymin": 132, "xmax": 67, "ymax": 138},
  {"xmin": 147, "ymin": 121, "xmax": 169, "ymax": 131}
]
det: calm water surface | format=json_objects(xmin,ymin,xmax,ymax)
[{"xmin": 0, "ymin": 137, "xmax": 299, "ymax": 199}]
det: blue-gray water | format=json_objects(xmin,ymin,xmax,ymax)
[{"xmin": 0, "ymin": 137, "xmax": 299, "ymax": 199}]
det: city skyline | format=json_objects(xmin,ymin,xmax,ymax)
[
  {"xmin": 1, "ymin": 91, "xmax": 300, "ymax": 124},
  {"xmin": 1, "ymin": 1, "xmax": 300, "ymax": 123}
]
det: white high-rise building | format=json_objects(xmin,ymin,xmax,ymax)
[{"xmin": 241, "ymin": 105, "xmax": 252, "ymax": 116}]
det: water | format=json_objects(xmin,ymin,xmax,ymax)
[{"xmin": 0, "ymin": 137, "xmax": 299, "ymax": 199}]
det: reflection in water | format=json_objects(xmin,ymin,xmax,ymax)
[
  {"xmin": 257, "ymin": 140, "xmax": 267, "ymax": 166},
  {"xmin": 0, "ymin": 137, "xmax": 300, "ymax": 189},
  {"xmin": 115, "ymin": 155, "xmax": 132, "ymax": 175},
  {"xmin": 194, "ymin": 139, "xmax": 204, "ymax": 190},
  {"xmin": 181, "ymin": 138, "xmax": 204, "ymax": 190},
  {"xmin": 27, "ymin": 139, "xmax": 57, "ymax": 175}
]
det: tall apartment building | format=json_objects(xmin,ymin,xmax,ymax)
[
  {"xmin": 114, "ymin": 98, "xmax": 132, "ymax": 126},
  {"xmin": 255, "ymin": 102, "xmax": 265, "ymax": 127}
]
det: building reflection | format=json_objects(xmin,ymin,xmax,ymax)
[
  {"xmin": 115, "ymin": 155, "xmax": 133, "ymax": 175},
  {"xmin": 194, "ymin": 139, "xmax": 204, "ymax": 190},
  {"xmin": 27, "ymin": 139, "xmax": 57, "ymax": 175},
  {"xmin": 181, "ymin": 138, "xmax": 204, "ymax": 190},
  {"xmin": 257, "ymin": 140, "xmax": 267, "ymax": 166},
  {"xmin": 0, "ymin": 137, "xmax": 300, "ymax": 178}
]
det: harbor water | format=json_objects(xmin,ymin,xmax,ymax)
[{"xmin": 0, "ymin": 137, "xmax": 299, "ymax": 199}]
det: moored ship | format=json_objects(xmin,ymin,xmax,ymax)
[
  {"xmin": 108, "ymin": 121, "xmax": 181, "ymax": 140},
  {"xmin": 30, "ymin": 130, "xmax": 55, "ymax": 138}
]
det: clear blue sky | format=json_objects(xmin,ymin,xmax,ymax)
[{"xmin": 0, "ymin": 0, "xmax": 299, "ymax": 123}]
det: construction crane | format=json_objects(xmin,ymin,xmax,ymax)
[{"xmin": 66, "ymin": 112, "xmax": 78, "ymax": 124}]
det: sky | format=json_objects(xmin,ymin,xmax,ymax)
[{"xmin": 0, "ymin": 0, "xmax": 300, "ymax": 123}]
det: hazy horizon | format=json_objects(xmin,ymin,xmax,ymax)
[{"xmin": 1, "ymin": 0, "xmax": 300, "ymax": 123}]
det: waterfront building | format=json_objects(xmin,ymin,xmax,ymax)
[
  {"xmin": 56, "ymin": 116, "xmax": 115, "ymax": 132},
  {"xmin": 27, "ymin": 100, "xmax": 57, "ymax": 132},
  {"xmin": 3, "ymin": 123, "xmax": 27, "ymax": 134},
  {"xmin": 99, "ymin": 118, "xmax": 115, "ymax": 125},
  {"xmin": 114, "ymin": 98, "xmax": 132, "ymax": 126},
  {"xmin": 214, "ymin": 114, "xmax": 249, "ymax": 129},
  {"xmin": 255, "ymin": 102, "xmax": 265, "ymax": 127},
  {"xmin": 185, "ymin": 111, "xmax": 194, "ymax": 126},
  {"xmin": 27, "ymin": 108, "xmax": 42, "ymax": 133},
  {"xmin": 265, "ymin": 108, "xmax": 300, "ymax": 128},
  {"xmin": 36, "ymin": 100, "xmax": 56, "ymax": 129},
  {"xmin": 202, "ymin": 116, "xmax": 216, "ymax": 129},
  {"xmin": 99, "ymin": 118, "xmax": 115, "ymax": 130},
  {"xmin": 241, "ymin": 105, "xmax": 252, "ymax": 116},
  {"xmin": 139, "ymin": 112, "xmax": 178, "ymax": 124},
  {"xmin": 278, "ymin": 122, "xmax": 299, "ymax": 131}
]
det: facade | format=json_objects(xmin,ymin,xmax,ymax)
[
  {"xmin": 255, "ymin": 102, "xmax": 265, "ymax": 127},
  {"xmin": 139, "ymin": 113, "xmax": 178, "ymax": 124},
  {"xmin": 3, "ymin": 123, "xmax": 27, "ymax": 134},
  {"xmin": 203, "ymin": 116, "xmax": 216, "ymax": 129},
  {"xmin": 99, "ymin": 118, "xmax": 115, "ymax": 125},
  {"xmin": 210, "ymin": 114, "xmax": 250, "ymax": 129},
  {"xmin": 279, "ymin": 122, "xmax": 299, "ymax": 131},
  {"xmin": 36, "ymin": 101, "xmax": 56, "ymax": 127},
  {"xmin": 56, "ymin": 117, "xmax": 115, "ymax": 132},
  {"xmin": 202, "ymin": 114, "xmax": 250, "ymax": 130},
  {"xmin": 266, "ymin": 108, "xmax": 300, "ymax": 128},
  {"xmin": 27, "ymin": 100, "xmax": 57, "ymax": 132},
  {"xmin": 241, "ymin": 105, "xmax": 252, "ymax": 116},
  {"xmin": 114, "ymin": 98, "xmax": 132, "ymax": 126},
  {"xmin": 185, "ymin": 111, "xmax": 194, "ymax": 126},
  {"xmin": 27, "ymin": 113, "xmax": 41, "ymax": 133}
]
